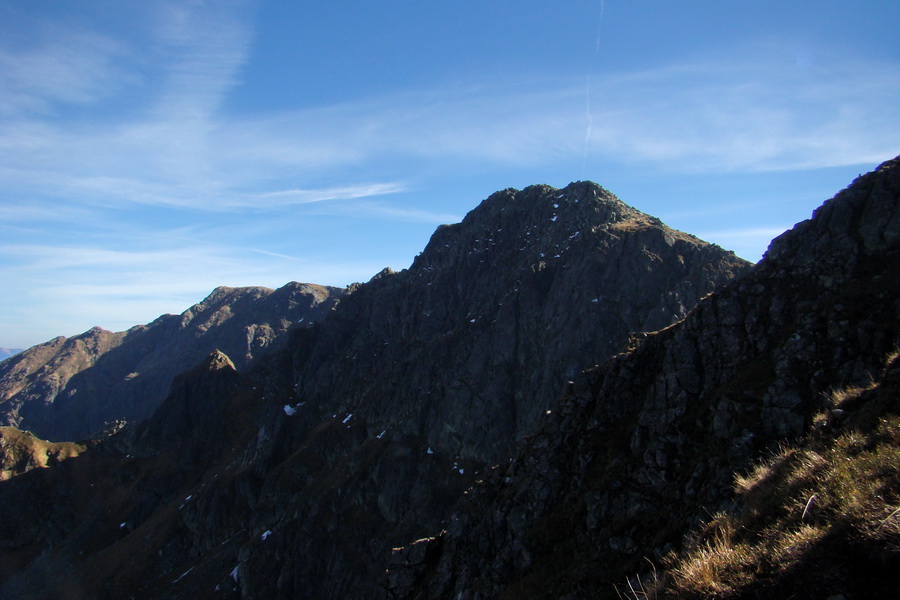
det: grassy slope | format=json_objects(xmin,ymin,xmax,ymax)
[
  {"xmin": 626, "ymin": 351, "xmax": 900, "ymax": 599},
  {"xmin": 0, "ymin": 427, "xmax": 86, "ymax": 480}
]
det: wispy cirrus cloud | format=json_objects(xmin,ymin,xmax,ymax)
[
  {"xmin": 580, "ymin": 50, "xmax": 900, "ymax": 173},
  {"xmin": 203, "ymin": 51, "xmax": 898, "ymax": 187},
  {"xmin": 0, "ymin": 28, "xmax": 130, "ymax": 116},
  {"xmin": 250, "ymin": 183, "xmax": 408, "ymax": 208},
  {"xmin": 4, "ymin": 16, "xmax": 896, "ymax": 217},
  {"xmin": 0, "ymin": 239, "xmax": 390, "ymax": 344},
  {"xmin": 348, "ymin": 203, "xmax": 463, "ymax": 224}
]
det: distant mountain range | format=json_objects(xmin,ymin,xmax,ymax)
[
  {"xmin": 0, "ymin": 283, "xmax": 344, "ymax": 441},
  {"xmin": 0, "ymin": 158, "xmax": 897, "ymax": 599},
  {"xmin": 0, "ymin": 348, "xmax": 22, "ymax": 361}
]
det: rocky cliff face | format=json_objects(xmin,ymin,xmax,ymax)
[
  {"xmin": 3, "ymin": 161, "xmax": 889, "ymax": 600},
  {"xmin": 0, "ymin": 282, "xmax": 344, "ymax": 442},
  {"xmin": 290, "ymin": 182, "xmax": 748, "ymax": 463},
  {"xmin": 389, "ymin": 157, "xmax": 900, "ymax": 599}
]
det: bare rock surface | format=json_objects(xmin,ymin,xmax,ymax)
[{"xmin": 291, "ymin": 182, "xmax": 749, "ymax": 463}]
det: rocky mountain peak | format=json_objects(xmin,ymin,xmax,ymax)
[
  {"xmin": 199, "ymin": 349, "xmax": 236, "ymax": 373},
  {"xmin": 132, "ymin": 348, "xmax": 248, "ymax": 461},
  {"xmin": 288, "ymin": 181, "xmax": 750, "ymax": 463},
  {"xmin": 763, "ymin": 155, "xmax": 900, "ymax": 275},
  {"xmin": 411, "ymin": 181, "xmax": 667, "ymax": 274}
]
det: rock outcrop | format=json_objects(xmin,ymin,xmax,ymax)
[
  {"xmin": 0, "ymin": 427, "xmax": 85, "ymax": 481},
  {"xmin": 0, "ymin": 282, "xmax": 344, "ymax": 441}
]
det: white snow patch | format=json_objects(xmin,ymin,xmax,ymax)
[
  {"xmin": 342, "ymin": 413, "xmax": 353, "ymax": 424},
  {"xmin": 261, "ymin": 530, "xmax": 272, "ymax": 541},
  {"xmin": 230, "ymin": 565, "xmax": 239, "ymax": 582},
  {"xmin": 377, "ymin": 430, "xmax": 386, "ymax": 439},
  {"xmin": 551, "ymin": 215, "xmax": 558, "ymax": 222},
  {"xmin": 119, "ymin": 522, "xmax": 126, "ymax": 528},
  {"xmin": 283, "ymin": 404, "xmax": 297, "ymax": 416},
  {"xmin": 553, "ymin": 203, "xmax": 559, "ymax": 208},
  {"xmin": 427, "ymin": 447, "xmax": 434, "ymax": 455},
  {"xmin": 470, "ymin": 318, "xmax": 476, "ymax": 323},
  {"xmin": 591, "ymin": 298, "xmax": 599, "ymax": 303},
  {"xmin": 172, "ymin": 567, "xmax": 193, "ymax": 584},
  {"xmin": 459, "ymin": 468, "xmax": 465, "ymax": 475}
]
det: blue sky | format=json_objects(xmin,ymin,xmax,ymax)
[{"xmin": 1, "ymin": 0, "xmax": 898, "ymax": 349}]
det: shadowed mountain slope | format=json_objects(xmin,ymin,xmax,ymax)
[
  {"xmin": 289, "ymin": 181, "xmax": 749, "ymax": 462},
  {"xmin": 391, "ymin": 156, "xmax": 900, "ymax": 599}
]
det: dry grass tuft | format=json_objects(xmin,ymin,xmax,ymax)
[{"xmin": 628, "ymin": 370, "xmax": 900, "ymax": 599}]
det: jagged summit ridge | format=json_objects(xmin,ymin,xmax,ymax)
[
  {"xmin": 412, "ymin": 181, "xmax": 704, "ymax": 273},
  {"xmin": 200, "ymin": 349, "xmax": 237, "ymax": 373}
]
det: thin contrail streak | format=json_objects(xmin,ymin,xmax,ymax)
[
  {"xmin": 582, "ymin": 76, "xmax": 593, "ymax": 178},
  {"xmin": 582, "ymin": 0, "xmax": 604, "ymax": 178},
  {"xmin": 596, "ymin": 0, "xmax": 605, "ymax": 53}
]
